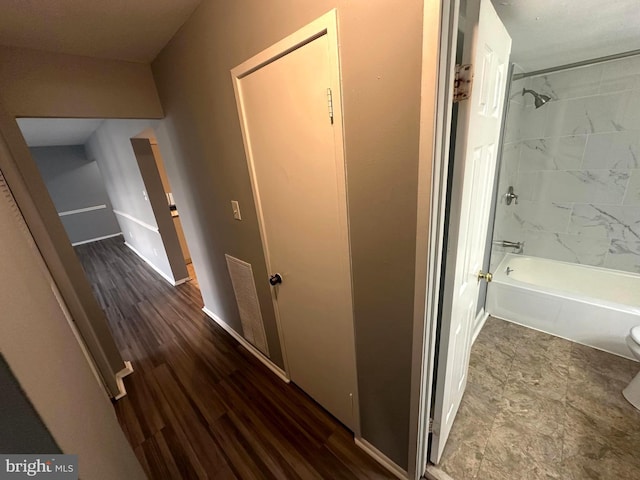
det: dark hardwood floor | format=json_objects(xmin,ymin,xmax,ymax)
[{"xmin": 75, "ymin": 236, "xmax": 394, "ymax": 479}]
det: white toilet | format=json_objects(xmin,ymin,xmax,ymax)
[{"xmin": 623, "ymin": 326, "xmax": 640, "ymax": 410}]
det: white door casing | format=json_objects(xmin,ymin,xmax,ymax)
[
  {"xmin": 430, "ymin": 0, "xmax": 511, "ymax": 463},
  {"xmin": 231, "ymin": 11, "xmax": 359, "ymax": 432}
]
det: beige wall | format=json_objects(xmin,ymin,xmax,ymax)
[
  {"xmin": 0, "ymin": 142, "xmax": 144, "ymax": 478},
  {"xmin": 0, "ymin": 45, "xmax": 163, "ymax": 118},
  {"xmin": 152, "ymin": 0, "xmax": 423, "ymax": 467}
]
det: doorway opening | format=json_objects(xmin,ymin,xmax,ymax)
[
  {"xmin": 16, "ymin": 118, "xmax": 201, "ymax": 378},
  {"xmin": 421, "ymin": 1, "xmax": 640, "ymax": 479}
]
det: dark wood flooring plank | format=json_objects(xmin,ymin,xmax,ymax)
[
  {"xmin": 224, "ymin": 410, "xmax": 307, "ymax": 480},
  {"xmin": 138, "ymin": 430, "xmax": 184, "ymax": 480},
  {"xmin": 209, "ymin": 414, "xmax": 280, "ymax": 480},
  {"xmin": 119, "ymin": 371, "xmax": 166, "ymax": 443},
  {"xmin": 143, "ymin": 366, "xmax": 216, "ymax": 479},
  {"xmin": 215, "ymin": 379, "xmax": 325, "ymax": 480},
  {"xmin": 160, "ymin": 425, "xmax": 208, "ymax": 480},
  {"xmin": 150, "ymin": 363, "xmax": 230, "ymax": 474},
  {"xmin": 164, "ymin": 341, "xmax": 228, "ymax": 425}
]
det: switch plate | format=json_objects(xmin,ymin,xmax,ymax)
[{"xmin": 231, "ymin": 200, "xmax": 241, "ymax": 220}]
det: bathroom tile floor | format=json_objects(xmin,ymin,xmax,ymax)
[{"xmin": 439, "ymin": 317, "xmax": 640, "ymax": 480}]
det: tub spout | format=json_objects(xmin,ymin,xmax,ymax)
[{"xmin": 494, "ymin": 240, "xmax": 524, "ymax": 253}]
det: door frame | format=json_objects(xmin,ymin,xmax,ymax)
[
  {"xmin": 230, "ymin": 9, "xmax": 360, "ymax": 436},
  {"xmin": 0, "ymin": 107, "xmax": 128, "ymax": 399},
  {"xmin": 408, "ymin": 0, "xmax": 463, "ymax": 478}
]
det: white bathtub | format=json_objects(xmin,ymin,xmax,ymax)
[{"xmin": 486, "ymin": 254, "xmax": 640, "ymax": 360}]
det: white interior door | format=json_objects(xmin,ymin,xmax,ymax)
[
  {"xmin": 233, "ymin": 15, "xmax": 358, "ymax": 431},
  {"xmin": 430, "ymin": 0, "xmax": 511, "ymax": 463}
]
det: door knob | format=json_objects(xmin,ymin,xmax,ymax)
[
  {"xmin": 269, "ymin": 273, "xmax": 283, "ymax": 286},
  {"xmin": 477, "ymin": 270, "xmax": 493, "ymax": 283}
]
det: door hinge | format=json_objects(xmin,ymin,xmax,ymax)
[
  {"xmin": 453, "ymin": 64, "xmax": 472, "ymax": 103},
  {"xmin": 327, "ymin": 88, "xmax": 334, "ymax": 124},
  {"xmin": 428, "ymin": 417, "xmax": 434, "ymax": 433}
]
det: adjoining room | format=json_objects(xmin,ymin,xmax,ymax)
[{"xmin": 430, "ymin": 1, "xmax": 640, "ymax": 478}]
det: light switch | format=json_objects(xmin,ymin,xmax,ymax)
[{"xmin": 231, "ymin": 200, "xmax": 241, "ymax": 220}]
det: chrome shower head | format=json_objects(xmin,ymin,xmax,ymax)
[{"xmin": 522, "ymin": 88, "xmax": 552, "ymax": 109}]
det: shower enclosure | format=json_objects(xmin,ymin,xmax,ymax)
[{"xmin": 486, "ymin": 53, "xmax": 640, "ymax": 358}]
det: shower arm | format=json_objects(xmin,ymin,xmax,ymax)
[{"xmin": 522, "ymin": 88, "xmax": 552, "ymax": 109}]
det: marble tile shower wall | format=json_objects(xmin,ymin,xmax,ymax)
[{"xmin": 493, "ymin": 55, "xmax": 640, "ymax": 274}]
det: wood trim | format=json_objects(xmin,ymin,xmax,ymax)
[
  {"xmin": 202, "ymin": 306, "xmax": 290, "ymax": 384},
  {"xmin": 355, "ymin": 438, "xmax": 409, "ymax": 480},
  {"xmin": 71, "ymin": 232, "xmax": 122, "ymax": 247},
  {"xmin": 408, "ymin": 0, "xmax": 458, "ymax": 478},
  {"xmin": 231, "ymin": 11, "xmax": 334, "ymax": 79},
  {"xmin": 113, "ymin": 360, "xmax": 134, "ymax": 401},
  {"xmin": 0, "ymin": 109, "xmax": 124, "ymax": 397},
  {"xmin": 123, "ymin": 242, "xmax": 176, "ymax": 286},
  {"xmin": 58, "ymin": 204, "xmax": 106, "ymax": 217},
  {"xmin": 113, "ymin": 209, "xmax": 158, "ymax": 233},
  {"xmin": 471, "ymin": 309, "xmax": 489, "ymax": 344},
  {"xmin": 322, "ymin": 9, "xmax": 362, "ymax": 437}
]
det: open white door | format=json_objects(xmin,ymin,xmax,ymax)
[{"xmin": 430, "ymin": 0, "xmax": 511, "ymax": 463}]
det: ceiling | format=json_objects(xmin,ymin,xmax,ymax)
[
  {"xmin": 491, "ymin": 0, "xmax": 640, "ymax": 72},
  {"xmin": 0, "ymin": 1, "xmax": 635, "ymax": 79},
  {"xmin": 0, "ymin": 0, "xmax": 201, "ymax": 63},
  {"xmin": 17, "ymin": 118, "xmax": 104, "ymax": 147}
]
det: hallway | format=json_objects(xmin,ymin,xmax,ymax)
[{"xmin": 74, "ymin": 237, "xmax": 393, "ymax": 479}]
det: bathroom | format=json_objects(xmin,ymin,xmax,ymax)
[
  {"xmin": 437, "ymin": 1, "xmax": 640, "ymax": 478},
  {"xmin": 488, "ymin": 54, "xmax": 640, "ymax": 360}
]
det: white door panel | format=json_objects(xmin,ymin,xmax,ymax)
[
  {"xmin": 234, "ymin": 24, "xmax": 357, "ymax": 431},
  {"xmin": 431, "ymin": 0, "xmax": 511, "ymax": 463}
]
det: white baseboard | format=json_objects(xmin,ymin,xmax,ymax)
[
  {"xmin": 471, "ymin": 308, "xmax": 489, "ymax": 344},
  {"xmin": 124, "ymin": 242, "xmax": 177, "ymax": 286},
  {"xmin": 354, "ymin": 438, "xmax": 408, "ymax": 480},
  {"xmin": 113, "ymin": 361, "xmax": 134, "ymax": 400},
  {"xmin": 425, "ymin": 465, "xmax": 455, "ymax": 480},
  {"xmin": 71, "ymin": 232, "xmax": 122, "ymax": 246},
  {"xmin": 174, "ymin": 276, "xmax": 190, "ymax": 286},
  {"xmin": 202, "ymin": 306, "xmax": 289, "ymax": 383},
  {"xmin": 113, "ymin": 210, "xmax": 159, "ymax": 233},
  {"xmin": 59, "ymin": 204, "xmax": 107, "ymax": 217}
]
